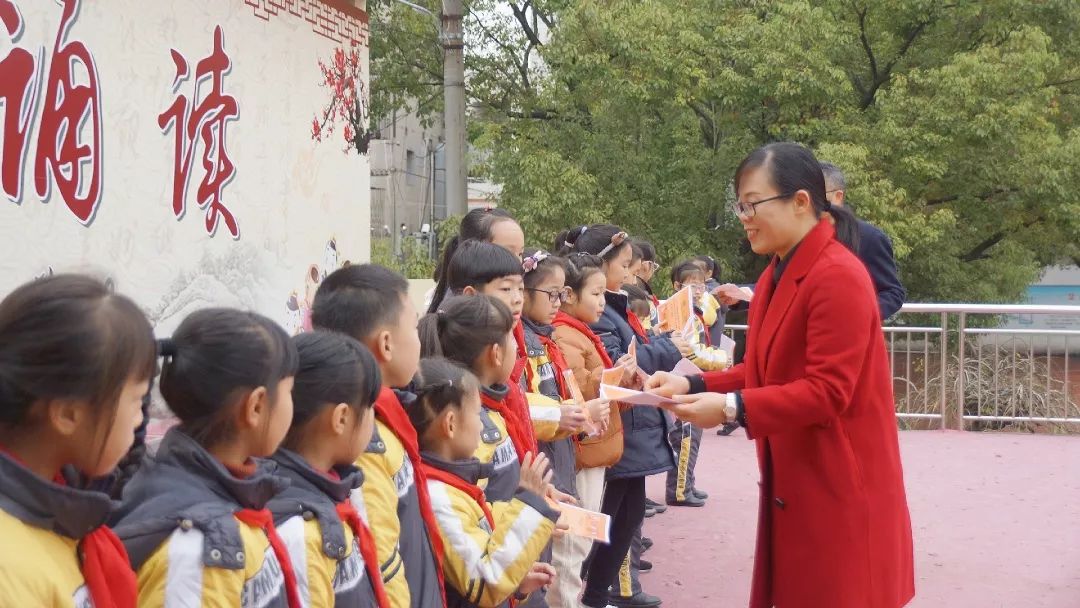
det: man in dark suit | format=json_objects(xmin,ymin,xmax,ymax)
[{"xmin": 820, "ymin": 163, "xmax": 907, "ymax": 320}]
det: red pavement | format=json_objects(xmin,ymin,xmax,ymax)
[{"xmin": 641, "ymin": 430, "xmax": 1080, "ymax": 607}]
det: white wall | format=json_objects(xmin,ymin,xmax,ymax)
[{"xmin": 0, "ymin": 0, "xmax": 370, "ymax": 335}]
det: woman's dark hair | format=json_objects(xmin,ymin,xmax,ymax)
[
  {"xmin": 284, "ymin": 331, "xmax": 381, "ymax": 449},
  {"xmin": 554, "ymin": 224, "xmax": 630, "ymax": 262},
  {"xmin": 563, "ymin": 253, "xmax": 604, "ymax": 293},
  {"xmin": 522, "ymin": 248, "xmax": 566, "ymax": 290},
  {"xmin": 734, "ymin": 142, "xmax": 859, "ymax": 252},
  {"xmin": 428, "ymin": 240, "xmax": 523, "ymax": 313},
  {"xmin": 0, "ymin": 274, "xmax": 156, "ymax": 434},
  {"xmin": 632, "ymin": 239, "xmax": 657, "ymax": 263},
  {"xmin": 430, "ymin": 208, "xmax": 518, "ymax": 310},
  {"xmin": 672, "ymin": 260, "xmax": 707, "ymax": 286},
  {"xmin": 406, "ymin": 357, "xmax": 480, "ymax": 442},
  {"xmin": 419, "ymin": 295, "xmax": 514, "ymax": 370},
  {"xmin": 159, "ymin": 308, "xmax": 300, "ymax": 447},
  {"xmin": 692, "ymin": 255, "xmax": 721, "ymax": 281}
]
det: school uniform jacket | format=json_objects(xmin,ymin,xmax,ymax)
[
  {"xmin": 0, "ymin": 452, "xmax": 118, "ymax": 607},
  {"xmin": 422, "ymin": 453, "xmax": 559, "ymax": 608},
  {"xmin": 696, "ymin": 219, "xmax": 914, "ymax": 608},
  {"xmin": 268, "ymin": 449, "xmax": 385, "ymax": 607},
  {"xmin": 358, "ymin": 389, "xmax": 444, "ymax": 608},
  {"xmin": 475, "ymin": 385, "xmax": 524, "ymax": 503},
  {"xmin": 520, "ymin": 318, "xmax": 577, "ymax": 497},
  {"xmin": 111, "ymin": 428, "xmax": 295, "ymax": 608},
  {"xmin": 591, "ymin": 291, "xmax": 679, "ymax": 480}
]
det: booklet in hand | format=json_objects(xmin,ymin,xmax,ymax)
[{"xmin": 562, "ymin": 369, "xmax": 599, "ymax": 437}]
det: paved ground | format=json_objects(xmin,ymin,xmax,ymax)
[{"xmin": 640, "ymin": 430, "xmax": 1080, "ymax": 607}]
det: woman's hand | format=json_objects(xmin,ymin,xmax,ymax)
[
  {"xmin": 558, "ymin": 404, "xmax": 588, "ymax": 433},
  {"xmin": 517, "ymin": 562, "xmax": 557, "ymax": 595},
  {"xmin": 657, "ymin": 393, "xmax": 731, "ymax": 429},
  {"xmin": 644, "ymin": 371, "xmax": 692, "ymax": 398},
  {"xmin": 519, "ymin": 453, "xmax": 553, "ymax": 496},
  {"xmin": 714, "ymin": 283, "xmax": 753, "ymax": 307}
]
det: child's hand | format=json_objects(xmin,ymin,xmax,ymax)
[
  {"xmin": 551, "ymin": 519, "xmax": 571, "ymax": 540},
  {"xmin": 616, "ymin": 355, "xmax": 640, "ymax": 387},
  {"xmin": 558, "ymin": 404, "xmax": 588, "ymax": 433},
  {"xmin": 519, "ymin": 453, "xmax": 553, "ymax": 496},
  {"xmin": 585, "ymin": 398, "xmax": 610, "ymax": 433},
  {"xmin": 670, "ymin": 334, "xmax": 694, "ymax": 357},
  {"xmin": 545, "ymin": 484, "xmax": 579, "ymax": 507},
  {"xmin": 517, "ymin": 562, "xmax": 557, "ymax": 596}
]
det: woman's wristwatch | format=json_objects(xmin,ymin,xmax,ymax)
[{"xmin": 724, "ymin": 392, "xmax": 738, "ymax": 423}]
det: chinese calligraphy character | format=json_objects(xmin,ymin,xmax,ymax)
[
  {"xmin": 159, "ymin": 26, "xmax": 240, "ymax": 239},
  {"xmin": 0, "ymin": 0, "xmax": 39, "ymax": 204},
  {"xmin": 34, "ymin": 0, "xmax": 103, "ymax": 224}
]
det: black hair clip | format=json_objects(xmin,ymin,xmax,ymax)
[{"xmin": 157, "ymin": 338, "xmax": 178, "ymax": 357}]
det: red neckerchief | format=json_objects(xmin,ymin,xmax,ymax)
[
  {"xmin": 234, "ymin": 509, "xmax": 302, "ymax": 608},
  {"xmin": 373, "ymin": 388, "xmax": 448, "ymax": 602},
  {"xmin": 419, "ymin": 463, "xmax": 516, "ymax": 608},
  {"xmin": 536, "ymin": 332, "xmax": 571, "ymax": 400},
  {"xmin": 694, "ymin": 310, "xmax": 712, "ymax": 346},
  {"xmin": 650, "ymin": 295, "xmax": 660, "ymax": 307},
  {"xmin": 624, "ymin": 308, "xmax": 650, "ymax": 344},
  {"xmin": 512, "ymin": 320, "xmax": 529, "ymax": 385},
  {"xmin": 552, "ymin": 311, "xmax": 613, "ymax": 368},
  {"xmin": 335, "ymin": 501, "xmax": 392, "ymax": 608},
  {"xmin": 504, "ymin": 381, "xmax": 538, "ymax": 456},
  {"xmin": 481, "ymin": 390, "xmax": 533, "ymax": 463},
  {"xmin": 0, "ymin": 447, "xmax": 138, "ymax": 608}
]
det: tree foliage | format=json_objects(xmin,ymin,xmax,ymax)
[{"xmin": 370, "ymin": 0, "xmax": 1080, "ymax": 303}]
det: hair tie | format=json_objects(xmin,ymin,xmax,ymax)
[
  {"xmin": 522, "ymin": 251, "xmax": 549, "ymax": 273},
  {"xmin": 157, "ymin": 338, "xmax": 178, "ymax": 358},
  {"xmin": 823, "ymin": 200, "xmax": 833, "ymax": 211}
]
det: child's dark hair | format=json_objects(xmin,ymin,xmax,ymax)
[
  {"xmin": 632, "ymin": 239, "xmax": 657, "ymax": 263},
  {"xmin": 0, "ymin": 274, "xmax": 156, "ymax": 432},
  {"xmin": 420, "ymin": 295, "xmax": 514, "ymax": 370},
  {"xmin": 313, "ymin": 264, "xmax": 409, "ymax": 342},
  {"xmin": 693, "ymin": 255, "xmax": 721, "ymax": 281},
  {"xmin": 622, "ymin": 283, "xmax": 652, "ymax": 318},
  {"xmin": 159, "ymin": 308, "xmax": 299, "ymax": 447},
  {"xmin": 406, "ymin": 357, "xmax": 480, "ymax": 442},
  {"xmin": 672, "ymin": 260, "xmax": 707, "ymax": 286},
  {"xmin": 522, "ymin": 248, "xmax": 566, "ymax": 290},
  {"xmin": 285, "ymin": 331, "xmax": 381, "ymax": 449},
  {"xmin": 428, "ymin": 240, "xmax": 522, "ymax": 313},
  {"xmin": 563, "ymin": 253, "xmax": 604, "ymax": 293},
  {"xmin": 555, "ymin": 224, "xmax": 630, "ymax": 262},
  {"xmin": 735, "ymin": 142, "xmax": 859, "ymax": 252},
  {"xmin": 629, "ymin": 242, "xmax": 644, "ymax": 263},
  {"xmin": 430, "ymin": 208, "xmax": 518, "ymax": 309}
]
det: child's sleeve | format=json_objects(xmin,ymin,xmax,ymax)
[
  {"xmin": 526, "ymin": 390, "xmax": 567, "ymax": 442},
  {"xmin": 355, "ymin": 449, "xmax": 411, "ymax": 608},
  {"xmin": 277, "ymin": 515, "xmax": 337, "ymax": 608},
  {"xmin": 136, "ymin": 527, "xmax": 247, "ymax": 607},
  {"xmin": 428, "ymin": 483, "xmax": 559, "ymax": 608}
]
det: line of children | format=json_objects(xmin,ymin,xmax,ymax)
[{"xmin": 407, "ymin": 357, "xmax": 561, "ymax": 608}]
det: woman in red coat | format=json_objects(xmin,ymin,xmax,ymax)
[{"xmin": 647, "ymin": 142, "xmax": 914, "ymax": 608}]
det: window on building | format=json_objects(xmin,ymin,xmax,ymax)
[{"xmin": 406, "ymin": 150, "xmax": 419, "ymax": 186}]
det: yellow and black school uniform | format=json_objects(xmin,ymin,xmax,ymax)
[
  {"xmin": 111, "ymin": 428, "xmax": 300, "ymax": 608},
  {"xmin": 0, "ymin": 450, "xmax": 137, "ymax": 607},
  {"xmin": 358, "ymin": 388, "xmax": 446, "ymax": 608},
  {"xmin": 268, "ymin": 449, "xmax": 390, "ymax": 607},
  {"xmin": 422, "ymin": 452, "xmax": 559, "ymax": 608}
]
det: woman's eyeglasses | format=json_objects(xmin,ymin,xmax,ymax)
[
  {"xmin": 729, "ymin": 192, "xmax": 794, "ymax": 218},
  {"xmin": 526, "ymin": 287, "xmax": 570, "ymax": 305}
]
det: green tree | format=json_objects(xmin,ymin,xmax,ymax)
[{"xmin": 370, "ymin": 0, "xmax": 1080, "ymax": 303}]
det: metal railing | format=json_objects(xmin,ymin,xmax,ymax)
[{"xmin": 722, "ymin": 304, "xmax": 1080, "ymax": 432}]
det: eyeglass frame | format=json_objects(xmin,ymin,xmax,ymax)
[
  {"xmin": 525, "ymin": 286, "xmax": 571, "ymax": 305},
  {"xmin": 730, "ymin": 189, "xmax": 844, "ymax": 218}
]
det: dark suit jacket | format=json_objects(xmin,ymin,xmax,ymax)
[{"xmin": 857, "ymin": 220, "xmax": 906, "ymax": 319}]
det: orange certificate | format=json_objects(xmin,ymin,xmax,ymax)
[
  {"xmin": 657, "ymin": 286, "xmax": 693, "ymax": 334},
  {"xmin": 562, "ymin": 369, "xmax": 598, "ymax": 436},
  {"xmin": 554, "ymin": 503, "xmax": 611, "ymax": 544}
]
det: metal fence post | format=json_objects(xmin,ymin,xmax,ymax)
[
  {"xmin": 940, "ymin": 312, "xmax": 948, "ymax": 430},
  {"xmin": 955, "ymin": 312, "xmax": 967, "ymax": 431}
]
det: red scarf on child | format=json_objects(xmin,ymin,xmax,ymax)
[
  {"xmin": 0, "ymin": 447, "xmax": 138, "ymax": 608},
  {"xmin": 504, "ymin": 381, "xmax": 538, "ymax": 457},
  {"xmin": 234, "ymin": 508, "xmax": 302, "ymax": 608},
  {"xmin": 420, "ymin": 463, "xmax": 516, "ymax": 608},
  {"xmin": 624, "ymin": 309, "xmax": 650, "ymax": 344},
  {"xmin": 373, "ymin": 388, "xmax": 448, "ymax": 602},
  {"xmin": 552, "ymin": 311, "xmax": 614, "ymax": 368},
  {"xmin": 481, "ymin": 389, "xmax": 535, "ymax": 463},
  {"xmin": 335, "ymin": 501, "xmax": 392, "ymax": 608}
]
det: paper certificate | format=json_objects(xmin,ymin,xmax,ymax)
[
  {"xmin": 562, "ymin": 369, "xmax": 599, "ymax": 437},
  {"xmin": 554, "ymin": 503, "xmax": 611, "ymax": 544},
  {"xmin": 600, "ymin": 384, "xmax": 678, "ymax": 407}
]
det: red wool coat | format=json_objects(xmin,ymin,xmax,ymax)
[{"xmin": 703, "ymin": 219, "xmax": 914, "ymax": 608}]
